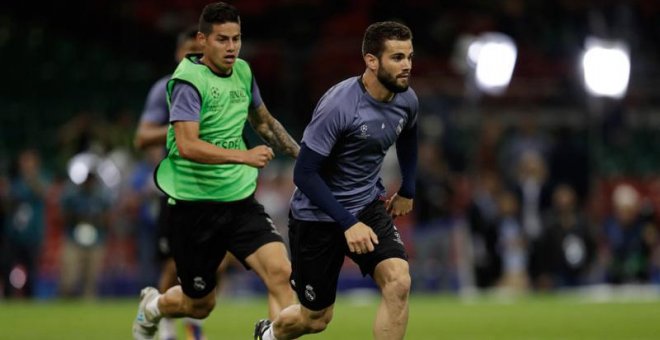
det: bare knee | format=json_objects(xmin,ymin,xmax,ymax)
[
  {"xmin": 302, "ymin": 308, "xmax": 333, "ymax": 334},
  {"xmin": 375, "ymin": 260, "xmax": 411, "ymax": 301},
  {"xmin": 187, "ymin": 295, "xmax": 216, "ymax": 319},
  {"xmin": 384, "ymin": 273, "xmax": 411, "ymax": 301},
  {"xmin": 264, "ymin": 260, "xmax": 292, "ymax": 288}
]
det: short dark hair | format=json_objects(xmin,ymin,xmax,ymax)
[
  {"xmin": 362, "ymin": 21, "xmax": 412, "ymax": 57},
  {"xmin": 176, "ymin": 25, "xmax": 199, "ymax": 48},
  {"xmin": 199, "ymin": 2, "xmax": 241, "ymax": 35}
]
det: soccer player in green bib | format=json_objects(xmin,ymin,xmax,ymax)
[{"xmin": 132, "ymin": 2, "xmax": 299, "ymax": 339}]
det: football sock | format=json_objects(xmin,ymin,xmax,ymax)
[
  {"xmin": 146, "ymin": 295, "xmax": 162, "ymax": 319},
  {"xmin": 262, "ymin": 326, "xmax": 278, "ymax": 340},
  {"xmin": 158, "ymin": 318, "xmax": 176, "ymax": 340},
  {"xmin": 184, "ymin": 318, "xmax": 204, "ymax": 340}
]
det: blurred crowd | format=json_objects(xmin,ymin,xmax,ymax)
[
  {"xmin": 1, "ymin": 111, "xmax": 659, "ymax": 299},
  {"xmin": 2, "ymin": 0, "xmax": 660, "ymax": 299}
]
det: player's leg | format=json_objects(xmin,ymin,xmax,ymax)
[
  {"xmin": 349, "ymin": 200, "xmax": 411, "ymax": 340},
  {"xmin": 227, "ymin": 197, "xmax": 295, "ymax": 319},
  {"xmin": 255, "ymin": 218, "xmax": 346, "ymax": 340},
  {"xmin": 256, "ymin": 305, "xmax": 333, "ymax": 340},
  {"xmin": 133, "ymin": 200, "xmax": 227, "ymax": 339},
  {"xmin": 372, "ymin": 258, "xmax": 410, "ymax": 340},
  {"xmin": 155, "ymin": 197, "xmax": 184, "ymax": 340},
  {"xmin": 245, "ymin": 241, "xmax": 294, "ymax": 318},
  {"xmin": 156, "ymin": 259, "xmax": 177, "ymax": 340}
]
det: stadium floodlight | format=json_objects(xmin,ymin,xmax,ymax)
[
  {"xmin": 581, "ymin": 37, "xmax": 630, "ymax": 99},
  {"xmin": 67, "ymin": 152, "xmax": 100, "ymax": 185},
  {"xmin": 97, "ymin": 158, "xmax": 121, "ymax": 188},
  {"xmin": 467, "ymin": 32, "xmax": 517, "ymax": 96}
]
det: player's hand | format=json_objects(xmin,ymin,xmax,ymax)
[
  {"xmin": 344, "ymin": 222, "xmax": 379, "ymax": 254},
  {"xmin": 385, "ymin": 193, "xmax": 413, "ymax": 218},
  {"xmin": 244, "ymin": 145, "xmax": 274, "ymax": 168}
]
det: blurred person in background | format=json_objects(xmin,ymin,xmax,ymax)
[
  {"xmin": 495, "ymin": 190, "xmax": 529, "ymax": 292},
  {"xmin": 512, "ymin": 150, "xmax": 553, "ymax": 289},
  {"xmin": 537, "ymin": 184, "xmax": 595, "ymax": 289},
  {"xmin": 601, "ymin": 184, "xmax": 656, "ymax": 284},
  {"xmin": 0, "ymin": 170, "xmax": 7, "ymax": 296},
  {"xmin": 133, "ymin": 25, "xmax": 209, "ymax": 340},
  {"xmin": 59, "ymin": 172, "xmax": 112, "ymax": 299},
  {"xmin": 255, "ymin": 20, "xmax": 417, "ymax": 340},
  {"xmin": 467, "ymin": 169, "xmax": 504, "ymax": 289},
  {"xmin": 132, "ymin": 2, "xmax": 299, "ymax": 339},
  {"xmin": 0, "ymin": 149, "xmax": 49, "ymax": 298},
  {"xmin": 411, "ymin": 140, "xmax": 455, "ymax": 291}
]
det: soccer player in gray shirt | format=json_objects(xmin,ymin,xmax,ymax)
[{"xmin": 255, "ymin": 21, "xmax": 417, "ymax": 340}]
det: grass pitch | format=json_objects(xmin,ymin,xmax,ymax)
[{"xmin": 1, "ymin": 292, "xmax": 659, "ymax": 339}]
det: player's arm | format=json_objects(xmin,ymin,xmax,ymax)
[
  {"xmin": 171, "ymin": 82, "xmax": 274, "ymax": 167},
  {"xmin": 294, "ymin": 144, "xmax": 378, "ymax": 254},
  {"xmin": 134, "ymin": 78, "xmax": 170, "ymax": 150},
  {"xmin": 248, "ymin": 103, "xmax": 300, "ymax": 158},
  {"xmin": 134, "ymin": 122, "xmax": 168, "ymax": 150},
  {"xmin": 386, "ymin": 119, "xmax": 418, "ymax": 217},
  {"xmin": 173, "ymin": 121, "xmax": 271, "ymax": 167}
]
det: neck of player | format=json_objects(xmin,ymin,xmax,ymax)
[{"xmin": 362, "ymin": 71, "xmax": 394, "ymax": 103}]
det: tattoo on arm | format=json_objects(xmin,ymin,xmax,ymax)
[{"xmin": 251, "ymin": 106, "xmax": 300, "ymax": 158}]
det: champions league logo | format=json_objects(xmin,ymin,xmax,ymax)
[
  {"xmin": 210, "ymin": 86, "xmax": 220, "ymax": 99},
  {"xmin": 357, "ymin": 124, "xmax": 370, "ymax": 139}
]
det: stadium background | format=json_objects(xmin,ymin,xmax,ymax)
[{"xmin": 2, "ymin": 0, "xmax": 660, "ymax": 338}]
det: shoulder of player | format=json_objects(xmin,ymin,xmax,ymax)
[
  {"xmin": 151, "ymin": 74, "xmax": 171, "ymax": 91},
  {"xmin": 396, "ymin": 86, "xmax": 419, "ymax": 108},
  {"xmin": 316, "ymin": 78, "xmax": 362, "ymax": 114}
]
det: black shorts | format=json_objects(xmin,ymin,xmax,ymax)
[
  {"xmin": 288, "ymin": 200, "xmax": 408, "ymax": 311},
  {"xmin": 168, "ymin": 195, "xmax": 284, "ymax": 299},
  {"xmin": 155, "ymin": 196, "xmax": 172, "ymax": 261}
]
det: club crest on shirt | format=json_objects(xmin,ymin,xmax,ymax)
[{"xmin": 357, "ymin": 124, "xmax": 370, "ymax": 139}]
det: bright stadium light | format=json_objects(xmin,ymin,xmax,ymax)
[
  {"xmin": 468, "ymin": 32, "xmax": 517, "ymax": 95},
  {"xmin": 67, "ymin": 152, "xmax": 99, "ymax": 184},
  {"xmin": 581, "ymin": 37, "xmax": 630, "ymax": 98}
]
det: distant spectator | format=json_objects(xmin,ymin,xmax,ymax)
[
  {"xmin": 496, "ymin": 190, "xmax": 529, "ymax": 291},
  {"xmin": 1, "ymin": 149, "xmax": 49, "ymax": 298},
  {"xmin": 467, "ymin": 169, "xmax": 504, "ymax": 288},
  {"xmin": 602, "ymin": 184, "xmax": 656, "ymax": 283},
  {"xmin": 59, "ymin": 173, "xmax": 111, "ymax": 298},
  {"xmin": 512, "ymin": 150, "xmax": 553, "ymax": 288},
  {"xmin": 537, "ymin": 184, "xmax": 595, "ymax": 289}
]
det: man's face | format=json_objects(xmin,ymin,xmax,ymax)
[
  {"xmin": 200, "ymin": 22, "xmax": 241, "ymax": 75},
  {"xmin": 376, "ymin": 39, "xmax": 413, "ymax": 93}
]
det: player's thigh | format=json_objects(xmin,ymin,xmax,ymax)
[
  {"xmin": 348, "ymin": 200, "xmax": 409, "ymax": 276},
  {"xmin": 244, "ymin": 241, "xmax": 291, "ymax": 282},
  {"xmin": 372, "ymin": 257, "xmax": 410, "ymax": 289},
  {"xmin": 226, "ymin": 197, "xmax": 284, "ymax": 269},
  {"xmin": 288, "ymin": 218, "xmax": 346, "ymax": 311},
  {"xmin": 169, "ymin": 201, "xmax": 228, "ymax": 298}
]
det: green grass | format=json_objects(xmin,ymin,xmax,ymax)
[{"xmin": 1, "ymin": 293, "xmax": 660, "ymax": 339}]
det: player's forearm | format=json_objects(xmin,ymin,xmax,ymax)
[
  {"xmin": 294, "ymin": 144, "xmax": 358, "ymax": 229},
  {"xmin": 134, "ymin": 125, "xmax": 168, "ymax": 149},
  {"xmin": 255, "ymin": 118, "xmax": 299, "ymax": 158},
  {"xmin": 176, "ymin": 139, "xmax": 245, "ymax": 164}
]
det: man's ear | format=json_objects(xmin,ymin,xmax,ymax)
[
  {"xmin": 196, "ymin": 32, "xmax": 206, "ymax": 47},
  {"xmin": 364, "ymin": 53, "xmax": 379, "ymax": 71}
]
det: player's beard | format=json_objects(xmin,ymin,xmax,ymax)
[{"xmin": 377, "ymin": 67, "xmax": 409, "ymax": 93}]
